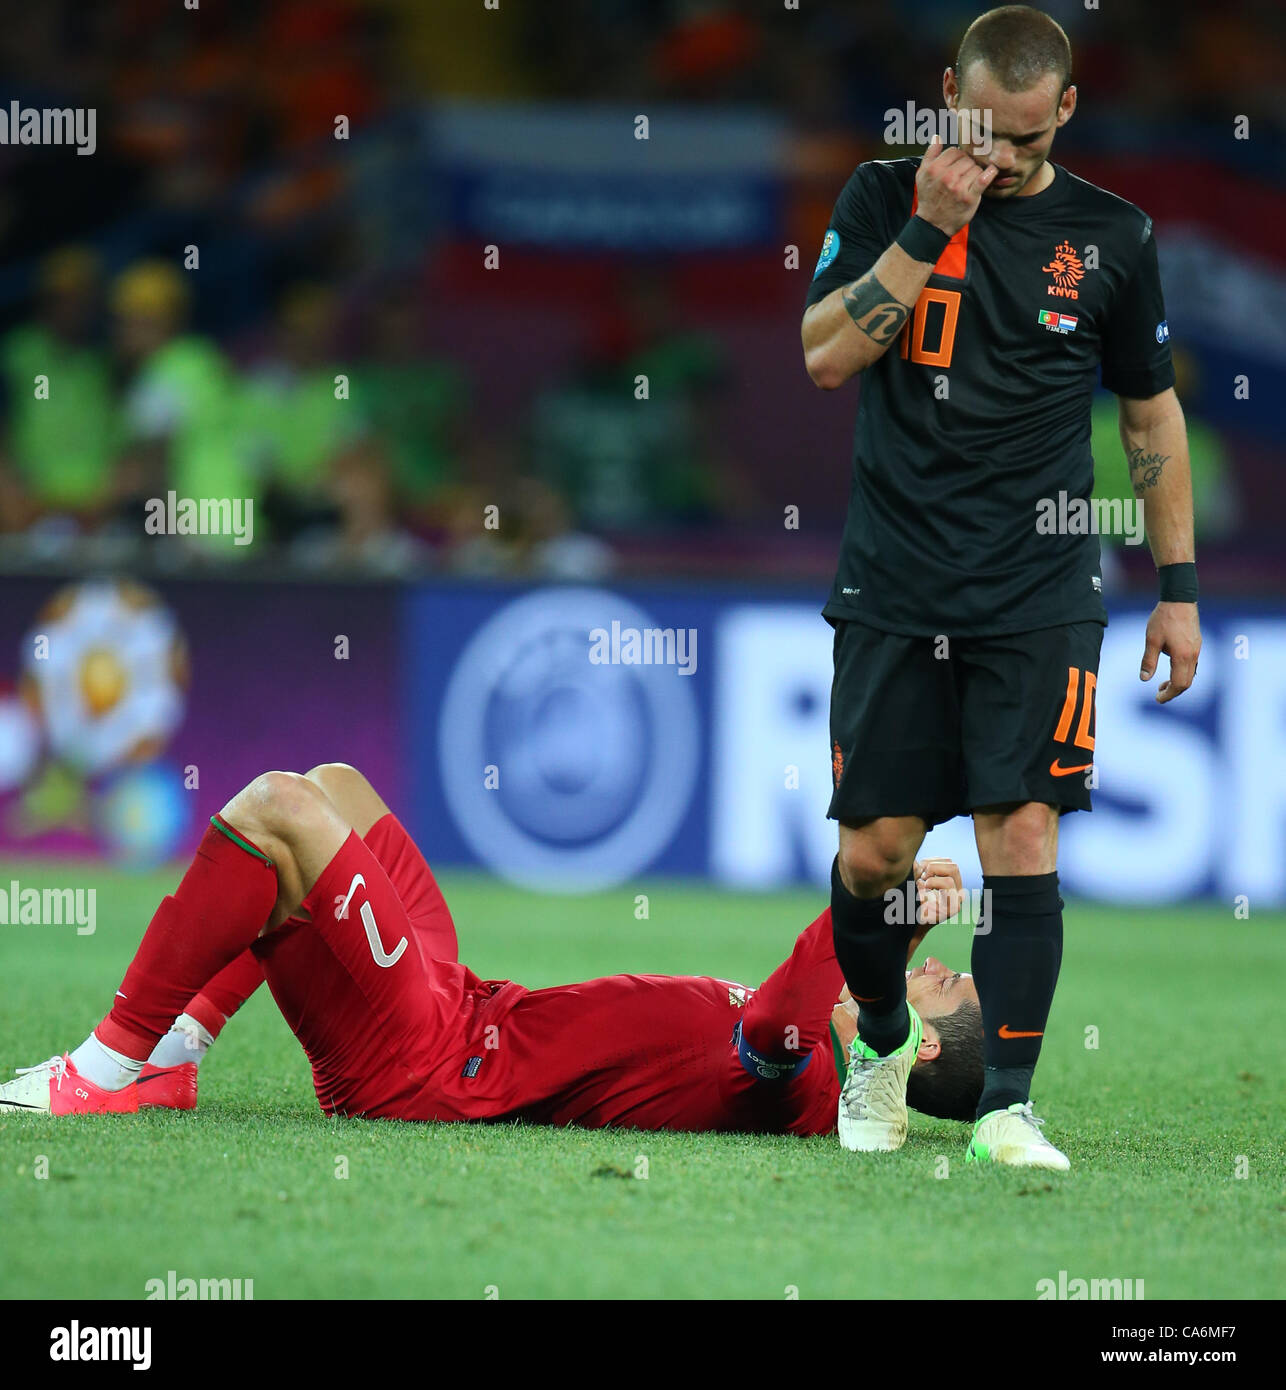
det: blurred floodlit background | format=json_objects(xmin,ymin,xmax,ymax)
[{"xmin": 0, "ymin": 0, "xmax": 1282, "ymax": 898}]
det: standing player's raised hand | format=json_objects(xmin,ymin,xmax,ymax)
[{"xmin": 914, "ymin": 134, "xmax": 998, "ymax": 236}]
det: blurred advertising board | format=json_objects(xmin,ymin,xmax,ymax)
[
  {"xmin": 404, "ymin": 583, "xmax": 1286, "ymax": 905},
  {"xmin": 2, "ymin": 574, "xmax": 1281, "ymax": 907}
]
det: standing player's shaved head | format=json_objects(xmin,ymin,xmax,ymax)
[
  {"xmin": 943, "ymin": 4, "xmax": 1078, "ymax": 201},
  {"xmin": 955, "ymin": 4, "xmax": 1072, "ymax": 94}
]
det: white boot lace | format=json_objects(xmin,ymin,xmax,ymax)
[
  {"xmin": 1012, "ymin": 1101, "xmax": 1050, "ymax": 1139},
  {"xmin": 16, "ymin": 1054, "xmax": 68, "ymax": 1091}
]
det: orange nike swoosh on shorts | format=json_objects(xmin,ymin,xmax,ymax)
[
  {"xmin": 1049, "ymin": 759, "xmax": 1092, "ymax": 777},
  {"xmin": 997, "ymin": 1024, "xmax": 1044, "ymax": 1039}
]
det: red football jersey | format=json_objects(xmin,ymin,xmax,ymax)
[
  {"xmin": 397, "ymin": 910, "xmax": 846, "ymax": 1135},
  {"xmin": 255, "ymin": 819, "xmax": 845, "ymax": 1135}
]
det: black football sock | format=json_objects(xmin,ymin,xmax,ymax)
[
  {"xmin": 972, "ymin": 873, "xmax": 1063, "ymax": 1119},
  {"xmin": 831, "ymin": 858, "xmax": 914, "ymax": 1056}
]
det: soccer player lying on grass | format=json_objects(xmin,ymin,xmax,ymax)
[{"xmin": 0, "ymin": 764, "xmax": 983, "ymax": 1136}]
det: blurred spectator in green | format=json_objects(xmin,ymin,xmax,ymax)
[
  {"xmin": 0, "ymin": 248, "xmax": 122, "ymax": 530},
  {"xmin": 528, "ymin": 270, "xmax": 729, "ymax": 531},
  {"xmin": 1092, "ymin": 347, "xmax": 1238, "ymax": 588},
  {"xmin": 356, "ymin": 291, "xmax": 467, "ymax": 522},
  {"xmin": 113, "ymin": 259, "xmax": 258, "ymax": 556},
  {"xmin": 242, "ymin": 284, "xmax": 365, "ymax": 538}
]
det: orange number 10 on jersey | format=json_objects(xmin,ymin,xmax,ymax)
[{"xmin": 898, "ymin": 287, "xmax": 962, "ymax": 368}]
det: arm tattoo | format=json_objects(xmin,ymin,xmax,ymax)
[
  {"xmin": 841, "ymin": 272, "xmax": 912, "ymax": 344},
  {"xmin": 1126, "ymin": 446, "xmax": 1170, "ymax": 491}
]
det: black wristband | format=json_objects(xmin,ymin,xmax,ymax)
[
  {"xmin": 895, "ymin": 215, "xmax": 952, "ymax": 265},
  {"xmin": 1158, "ymin": 562, "xmax": 1199, "ymax": 603}
]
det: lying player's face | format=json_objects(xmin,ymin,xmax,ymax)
[
  {"xmin": 952, "ymin": 63, "xmax": 1070, "ymax": 198},
  {"xmin": 831, "ymin": 956, "xmax": 977, "ymax": 1064},
  {"xmin": 905, "ymin": 955, "xmax": 979, "ymax": 1021}
]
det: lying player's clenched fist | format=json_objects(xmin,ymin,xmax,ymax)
[
  {"xmin": 913, "ymin": 857, "xmax": 965, "ymax": 926},
  {"xmin": 914, "ymin": 134, "xmax": 997, "ymax": 237}
]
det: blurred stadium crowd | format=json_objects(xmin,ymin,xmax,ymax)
[{"xmin": 0, "ymin": 0, "xmax": 1282, "ymax": 587}]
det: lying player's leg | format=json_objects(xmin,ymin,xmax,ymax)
[
  {"xmin": 246, "ymin": 772, "xmax": 479, "ymax": 1119},
  {"xmin": 136, "ymin": 772, "xmax": 357, "ymax": 1107},
  {"xmin": 0, "ymin": 771, "xmax": 397, "ymax": 1116},
  {"xmin": 137, "ymin": 950, "xmax": 268, "ymax": 1109},
  {"xmin": 139, "ymin": 762, "xmax": 459, "ymax": 1110},
  {"xmin": 303, "ymin": 763, "xmax": 458, "ymax": 962},
  {"xmin": 143, "ymin": 767, "xmax": 471, "ymax": 1120}
]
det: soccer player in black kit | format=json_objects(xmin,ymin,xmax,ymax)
[{"xmin": 801, "ymin": 5, "xmax": 1201, "ymax": 1169}]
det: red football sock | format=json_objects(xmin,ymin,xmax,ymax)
[
  {"xmin": 183, "ymin": 949, "xmax": 268, "ymax": 1040},
  {"xmin": 95, "ymin": 817, "xmax": 278, "ymax": 1060},
  {"xmin": 175, "ymin": 815, "xmax": 415, "ymax": 1043}
]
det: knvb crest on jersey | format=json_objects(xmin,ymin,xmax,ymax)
[{"xmin": 1041, "ymin": 240, "xmax": 1084, "ymax": 300}]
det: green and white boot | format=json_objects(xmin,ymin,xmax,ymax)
[
  {"xmin": 837, "ymin": 1008, "xmax": 923, "ymax": 1152},
  {"xmin": 966, "ymin": 1101, "xmax": 1070, "ymax": 1171}
]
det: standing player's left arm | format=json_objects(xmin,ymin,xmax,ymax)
[
  {"xmin": 1101, "ymin": 217, "xmax": 1201, "ymax": 705},
  {"xmin": 1118, "ymin": 387, "xmax": 1202, "ymax": 702}
]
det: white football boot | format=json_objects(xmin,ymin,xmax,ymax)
[
  {"xmin": 966, "ymin": 1101, "xmax": 1070, "ymax": 1171},
  {"xmin": 837, "ymin": 1008, "xmax": 923, "ymax": 1152},
  {"xmin": 0, "ymin": 1054, "xmax": 139, "ymax": 1115}
]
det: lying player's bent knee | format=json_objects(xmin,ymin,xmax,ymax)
[
  {"xmin": 302, "ymin": 762, "xmax": 364, "ymax": 798},
  {"xmin": 237, "ymin": 770, "xmax": 330, "ymax": 835}
]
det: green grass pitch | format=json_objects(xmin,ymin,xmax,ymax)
[{"xmin": 1, "ymin": 859, "xmax": 1282, "ymax": 1300}]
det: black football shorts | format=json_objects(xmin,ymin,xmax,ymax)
[{"xmin": 827, "ymin": 618, "xmax": 1104, "ymax": 828}]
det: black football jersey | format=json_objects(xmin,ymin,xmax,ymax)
[{"xmin": 806, "ymin": 158, "xmax": 1175, "ymax": 636}]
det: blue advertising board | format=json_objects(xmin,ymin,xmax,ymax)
[{"xmin": 402, "ymin": 582, "xmax": 1286, "ymax": 906}]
